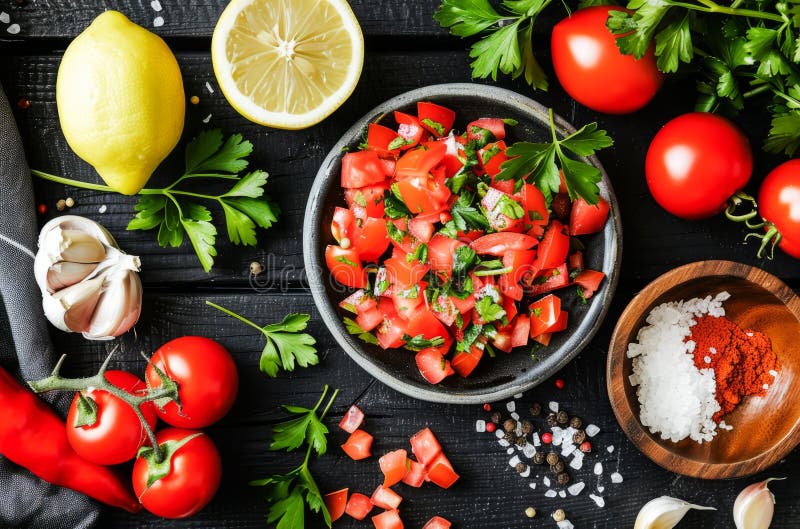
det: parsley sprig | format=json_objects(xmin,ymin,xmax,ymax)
[
  {"xmin": 251, "ymin": 385, "xmax": 339, "ymax": 529},
  {"xmin": 32, "ymin": 130, "xmax": 279, "ymax": 272},
  {"xmin": 206, "ymin": 301, "xmax": 318, "ymax": 378}
]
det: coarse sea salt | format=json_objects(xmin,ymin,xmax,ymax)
[
  {"xmin": 549, "ymin": 401, "xmax": 559, "ymax": 412},
  {"xmin": 594, "ymin": 462, "xmax": 603, "ymax": 475},
  {"xmin": 558, "ymin": 520, "xmax": 575, "ymax": 529},
  {"xmin": 522, "ymin": 443, "xmax": 536, "ymax": 459},
  {"xmin": 610, "ymin": 472, "xmax": 623, "ymax": 483},
  {"xmin": 545, "ymin": 489, "xmax": 557, "ymax": 498},
  {"xmin": 607, "ymin": 445, "xmax": 614, "ymax": 453},
  {"xmin": 559, "ymin": 490, "xmax": 567, "ymax": 498},
  {"xmin": 627, "ymin": 292, "xmax": 729, "ymax": 443},
  {"xmin": 590, "ymin": 494, "xmax": 605, "ymax": 507},
  {"xmin": 506, "ymin": 401, "xmax": 516, "ymax": 413},
  {"xmin": 507, "ymin": 447, "xmax": 515, "ymax": 455},
  {"xmin": 529, "ymin": 482, "xmax": 536, "ymax": 490},
  {"xmin": 585, "ymin": 424, "xmax": 600, "ymax": 437},
  {"xmin": 597, "ymin": 486, "xmax": 605, "ymax": 493},
  {"xmin": 475, "ymin": 420, "xmax": 486, "ymax": 433},
  {"xmin": 568, "ymin": 482, "xmax": 585, "ymax": 496},
  {"xmin": 543, "ymin": 476, "xmax": 551, "ymax": 487}
]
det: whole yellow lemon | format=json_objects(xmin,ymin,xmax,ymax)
[{"xmin": 56, "ymin": 11, "xmax": 185, "ymax": 195}]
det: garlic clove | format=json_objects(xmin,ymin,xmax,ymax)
[
  {"xmin": 85, "ymin": 271, "xmax": 142, "ymax": 340},
  {"xmin": 41, "ymin": 227, "xmax": 106, "ymax": 264},
  {"xmin": 46, "ymin": 261, "xmax": 99, "ymax": 292},
  {"xmin": 634, "ymin": 496, "xmax": 716, "ymax": 529},
  {"xmin": 733, "ymin": 478, "xmax": 785, "ymax": 529},
  {"xmin": 45, "ymin": 277, "xmax": 105, "ymax": 333}
]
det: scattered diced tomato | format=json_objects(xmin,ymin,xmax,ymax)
[
  {"xmin": 568, "ymin": 251, "xmax": 584, "ymax": 273},
  {"xmin": 371, "ymin": 485, "xmax": 403, "ymax": 510},
  {"xmin": 393, "ymin": 175, "xmax": 447, "ymax": 215},
  {"xmin": 426, "ymin": 453, "xmax": 459, "ymax": 489},
  {"xmin": 356, "ymin": 306, "xmax": 383, "ymax": 332},
  {"xmin": 573, "ymin": 269, "xmax": 605, "ymax": 299},
  {"xmin": 379, "ymin": 449, "xmax": 409, "ymax": 487},
  {"xmin": 345, "ymin": 184, "xmax": 389, "ymax": 219},
  {"xmin": 407, "ymin": 309, "xmax": 449, "ymax": 342},
  {"xmin": 481, "ymin": 187, "xmax": 524, "ymax": 232},
  {"xmin": 417, "ymin": 102, "xmax": 456, "ymax": 136},
  {"xmin": 332, "ymin": 206, "xmax": 356, "ymax": 243},
  {"xmin": 410, "ymin": 428, "xmax": 442, "ymax": 466},
  {"xmin": 346, "ymin": 493, "xmax": 373, "ymax": 521},
  {"xmin": 401, "ymin": 458, "xmax": 427, "ymax": 488},
  {"xmin": 422, "ymin": 516, "xmax": 452, "ymax": 529},
  {"xmin": 339, "ymin": 405, "xmax": 365, "ymax": 434},
  {"xmin": 479, "ymin": 141, "xmax": 508, "ymax": 177},
  {"xmin": 428, "ymin": 234, "xmax": 465, "ymax": 272},
  {"xmin": 353, "ymin": 217, "xmax": 390, "ymax": 262},
  {"xmin": 533, "ymin": 332, "xmax": 552, "ymax": 346},
  {"xmin": 326, "ymin": 245, "xmax": 367, "ymax": 288},
  {"xmin": 342, "ymin": 151, "xmax": 386, "ymax": 188},
  {"xmin": 372, "ymin": 509, "xmax": 404, "ymax": 529},
  {"xmin": 339, "ymin": 289, "xmax": 366, "ymax": 314},
  {"xmin": 492, "ymin": 330, "xmax": 513, "ymax": 353},
  {"xmin": 385, "ymin": 256, "xmax": 430, "ymax": 289},
  {"xmin": 341, "ymin": 429, "xmax": 373, "ymax": 461},
  {"xmin": 570, "ymin": 197, "xmax": 610, "ymax": 235},
  {"xmin": 394, "ymin": 111, "xmax": 425, "ymax": 150},
  {"xmin": 408, "ymin": 215, "xmax": 435, "ymax": 243},
  {"xmin": 324, "ymin": 489, "xmax": 348, "ymax": 523},
  {"xmin": 550, "ymin": 310, "xmax": 569, "ymax": 333},
  {"xmin": 518, "ymin": 183, "xmax": 549, "ymax": 229}
]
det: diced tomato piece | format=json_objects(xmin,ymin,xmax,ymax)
[
  {"xmin": 518, "ymin": 184, "xmax": 549, "ymax": 229},
  {"xmin": 394, "ymin": 111, "xmax": 425, "ymax": 150},
  {"xmin": 529, "ymin": 295, "xmax": 562, "ymax": 338},
  {"xmin": 415, "ymin": 347, "xmax": 454, "ymax": 384},
  {"xmin": 367, "ymin": 123, "xmax": 401, "ymax": 157},
  {"xmin": 372, "ymin": 509, "xmax": 404, "ymax": 529},
  {"xmin": 353, "ymin": 217, "xmax": 390, "ymax": 262},
  {"xmin": 499, "ymin": 274, "xmax": 523, "ymax": 301},
  {"xmin": 568, "ymin": 251, "xmax": 584, "ymax": 273},
  {"xmin": 345, "ymin": 183, "xmax": 389, "ymax": 218},
  {"xmin": 342, "ymin": 151, "xmax": 386, "ymax": 188},
  {"xmin": 450, "ymin": 293, "xmax": 475, "ymax": 314},
  {"xmin": 391, "ymin": 291, "xmax": 424, "ymax": 320},
  {"xmin": 570, "ymin": 197, "xmax": 610, "ymax": 235},
  {"xmin": 534, "ymin": 221, "xmax": 570, "ymax": 270},
  {"xmin": 339, "ymin": 405, "xmax": 365, "ymax": 434},
  {"xmin": 479, "ymin": 141, "xmax": 508, "ymax": 177},
  {"xmin": 428, "ymin": 234, "xmax": 465, "ymax": 272},
  {"xmin": 341, "ymin": 429, "xmax": 373, "ymax": 461},
  {"xmin": 470, "ymin": 232, "xmax": 538, "ymax": 256},
  {"xmin": 426, "ymin": 453, "xmax": 459, "ymax": 489},
  {"xmin": 371, "ymin": 485, "xmax": 402, "ymax": 510},
  {"xmin": 380, "ymin": 158, "xmax": 396, "ymax": 178},
  {"xmin": 492, "ymin": 330, "xmax": 513, "ymax": 353},
  {"xmin": 410, "ymin": 428, "xmax": 442, "ymax": 466},
  {"xmin": 422, "ymin": 516, "xmax": 452, "ymax": 529},
  {"xmin": 533, "ymin": 332, "xmax": 551, "ymax": 346},
  {"xmin": 481, "ymin": 187, "xmax": 524, "ymax": 232},
  {"xmin": 395, "ymin": 142, "xmax": 447, "ymax": 179},
  {"xmin": 551, "ymin": 310, "xmax": 568, "ymax": 333},
  {"xmin": 417, "ymin": 102, "xmax": 456, "ymax": 136},
  {"xmin": 467, "ymin": 118, "xmax": 506, "ymax": 142},
  {"xmin": 377, "ymin": 301, "xmax": 409, "ymax": 349},
  {"xmin": 512, "ymin": 315, "xmax": 531, "ymax": 347},
  {"xmin": 407, "ymin": 309, "xmax": 449, "ymax": 341},
  {"xmin": 346, "ymin": 493, "xmax": 373, "ymax": 521},
  {"xmin": 452, "ymin": 345, "xmax": 483, "ymax": 378},
  {"xmin": 437, "ymin": 135, "xmax": 464, "ymax": 177},
  {"xmin": 408, "ymin": 216, "xmax": 435, "ymax": 243},
  {"xmin": 332, "ymin": 206, "xmax": 356, "ymax": 243},
  {"xmin": 356, "ymin": 307, "xmax": 383, "ymax": 332},
  {"xmin": 394, "ymin": 175, "xmax": 446, "ymax": 215},
  {"xmin": 385, "ymin": 256, "xmax": 430, "ymax": 289},
  {"xmin": 504, "ymin": 249, "xmax": 536, "ymax": 284},
  {"xmin": 402, "ymin": 458, "xmax": 427, "ymax": 487},
  {"xmin": 324, "ymin": 489, "xmax": 348, "ymax": 523},
  {"xmin": 573, "ymin": 269, "xmax": 605, "ymax": 299},
  {"xmin": 379, "ymin": 449, "xmax": 410, "ymax": 487},
  {"xmin": 339, "ymin": 289, "xmax": 366, "ymax": 313},
  {"xmin": 325, "ymin": 245, "xmax": 367, "ymax": 288},
  {"xmin": 431, "ymin": 295, "xmax": 458, "ymax": 327},
  {"xmin": 527, "ymin": 264, "xmax": 569, "ymax": 296}
]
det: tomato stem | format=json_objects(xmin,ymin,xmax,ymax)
[
  {"xmin": 725, "ymin": 191, "xmax": 765, "ymax": 229},
  {"xmin": 745, "ymin": 224, "xmax": 782, "ymax": 259}
]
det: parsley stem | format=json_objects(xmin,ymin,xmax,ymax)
[
  {"xmin": 473, "ymin": 266, "xmax": 513, "ymax": 276},
  {"xmin": 205, "ymin": 300, "xmax": 265, "ymax": 334},
  {"xmin": 664, "ymin": 0, "xmax": 783, "ymax": 21},
  {"xmin": 31, "ymin": 169, "xmax": 116, "ymax": 193},
  {"xmin": 319, "ymin": 387, "xmax": 340, "ymax": 421}
]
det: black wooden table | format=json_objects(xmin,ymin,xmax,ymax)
[{"xmin": 1, "ymin": 2, "xmax": 798, "ymax": 528}]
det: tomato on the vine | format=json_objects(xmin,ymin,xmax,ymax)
[
  {"xmin": 551, "ymin": 6, "xmax": 663, "ymax": 114},
  {"xmin": 645, "ymin": 112, "xmax": 753, "ymax": 220},
  {"xmin": 132, "ymin": 428, "xmax": 222, "ymax": 519},
  {"xmin": 146, "ymin": 336, "xmax": 238, "ymax": 428},
  {"xmin": 66, "ymin": 370, "xmax": 157, "ymax": 465},
  {"xmin": 757, "ymin": 159, "xmax": 800, "ymax": 258}
]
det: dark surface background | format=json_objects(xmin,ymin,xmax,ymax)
[{"xmin": 0, "ymin": 1, "xmax": 798, "ymax": 527}]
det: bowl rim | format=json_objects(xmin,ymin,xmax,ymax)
[
  {"xmin": 304, "ymin": 82, "xmax": 622, "ymax": 404},
  {"xmin": 606, "ymin": 259, "xmax": 800, "ymax": 479}
]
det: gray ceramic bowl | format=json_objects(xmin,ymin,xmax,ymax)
[{"xmin": 304, "ymin": 83, "xmax": 622, "ymax": 404}]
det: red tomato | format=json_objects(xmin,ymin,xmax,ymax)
[
  {"xmin": 66, "ymin": 370, "xmax": 158, "ymax": 465},
  {"xmin": 326, "ymin": 245, "xmax": 367, "ymax": 288},
  {"xmin": 758, "ymin": 159, "xmax": 800, "ymax": 258},
  {"xmin": 470, "ymin": 232, "xmax": 538, "ymax": 256},
  {"xmin": 331, "ymin": 206, "xmax": 355, "ymax": 243},
  {"xmin": 339, "ymin": 405, "xmax": 365, "ymax": 434},
  {"xmin": 341, "ymin": 429, "xmax": 373, "ymax": 461},
  {"xmin": 394, "ymin": 175, "xmax": 447, "ymax": 214},
  {"xmin": 428, "ymin": 234, "xmax": 465, "ymax": 272},
  {"xmin": 345, "ymin": 183, "xmax": 388, "ymax": 218},
  {"xmin": 512, "ymin": 315, "xmax": 531, "ymax": 348},
  {"xmin": 410, "ymin": 428, "xmax": 442, "ymax": 466},
  {"xmin": 438, "ymin": 135, "xmax": 465, "ymax": 177},
  {"xmin": 324, "ymin": 489, "xmax": 348, "ymax": 523},
  {"xmin": 385, "ymin": 256, "xmax": 430, "ymax": 288},
  {"xmin": 408, "ymin": 216, "xmax": 435, "ymax": 243},
  {"xmin": 492, "ymin": 330, "xmax": 513, "ymax": 353},
  {"xmin": 417, "ymin": 102, "xmax": 456, "ymax": 136},
  {"xmin": 451, "ymin": 346, "xmax": 483, "ymax": 378},
  {"xmin": 481, "ymin": 187, "xmax": 524, "ymax": 232},
  {"xmin": 533, "ymin": 332, "xmax": 552, "ymax": 346},
  {"xmin": 146, "ymin": 336, "xmax": 238, "ymax": 429},
  {"xmin": 568, "ymin": 251, "xmax": 584, "ymax": 272},
  {"xmin": 371, "ymin": 485, "xmax": 403, "ymax": 510},
  {"xmin": 530, "ymin": 295, "xmax": 562, "ymax": 338},
  {"xmin": 367, "ymin": 123, "xmax": 401, "ymax": 157},
  {"xmin": 467, "ymin": 118, "xmax": 506, "ymax": 141},
  {"xmin": 356, "ymin": 306, "xmax": 383, "ymax": 332},
  {"xmin": 518, "ymin": 184, "xmax": 550, "ymax": 229},
  {"xmin": 377, "ymin": 303, "xmax": 410, "ymax": 350},
  {"xmin": 395, "ymin": 142, "xmax": 447, "ymax": 179},
  {"xmin": 551, "ymin": 6, "xmax": 663, "ymax": 114},
  {"xmin": 503, "ymin": 249, "xmax": 536, "ymax": 284},
  {"xmin": 353, "ymin": 217, "xmax": 390, "ymax": 262},
  {"xmin": 394, "ymin": 111, "xmax": 425, "ymax": 150},
  {"xmin": 415, "ymin": 347, "xmax": 454, "ymax": 384},
  {"xmin": 479, "ymin": 141, "xmax": 508, "ymax": 177},
  {"xmin": 426, "ymin": 453, "xmax": 459, "ymax": 489},
  {"xmin": 379, "ymin": 449, "xmax": 409, "ymax": 487},
  {"xmin": 402, "ymin": 459, "xmax": 428, "ymax": 487},
  {"xmin": 132, "ymin": 428, "xmax": 221, "ymax": 519},
  {"xmin": 551, "ymin": 311, "xmax": 569, "ymax": 333},
  {"xmin": 528, "ymin": 264, "xmax": 569, "ymax": 296},
  {"xmin": 423, "ymin": 516, "xmax": 452, "ymax": 529},
  {"xmin": 341, "ymin": 151, "xmax": 386, "ymax": 188},
  {"xmin": 570, "ymin": 197, "xmax": 610, "ymax": 235},
  {"xmin": 573, "ymin": 269, "xmax": 606, "ymax": 299},
  {"xmin": 345, "ymin": 493, "xmax": 373, "ymax": 520},
  {"xmin": 646, "ymin": 112, "xmax": 752, "ymax": 219},
  {"xmin": 407, "ymin": 309, "xmax": 449, "ymax": 341},
  {"xmin": 372, "ymin": 509, "xmax": 404, "ymax": 529},
  {"xmin": 534, "ymin": 221, "xmax": 570, "ymax": 270}
]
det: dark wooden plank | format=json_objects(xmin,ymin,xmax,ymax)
[
  {"xmin": 44, "ymin": 291, "xmax": 799, "ymax": 528},
  {"xmin": 2, "ymin": 51, "xmax": 798, "ymax": 290}
]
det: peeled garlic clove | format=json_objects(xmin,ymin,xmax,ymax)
[
  {"xmin": 42, "ymin": 227, "xmax": 106, "ymax": 264},
  {"xmin": 634, "ymin": 496, "xmax": 716, "ymax": 529},
  {"xmin": 46, "ymin": 261, "xmax": 99, "ymax": 292},
  {"xmin": 733, "ymin": 478, "xmax": 785, "ymax": 529},
  {"xmin": 85, "ymin": 271, "xmax": 142, "ymax": 340},
  {"xmin": 45, "ymin": 277, "xmax": 105, "ymax": 333}
]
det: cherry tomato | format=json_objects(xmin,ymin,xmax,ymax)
[
  {"xmin": 66, "ymin": 370, "xmax": 158, "ymax": 465},
  {"xmin": 551, "ymin": 6, "xmax": 663, "ymax": 114},
  {"xmin": 132, "ymin": 428, "xmax": 222, "ymax": 519},
  {"xmin": 146, "ymin": 336, "xmax": 239, "ymax": 428},
  {"xmin": 646, "ymin": 112, "xmax": 752, "ymax": 219},
  {"xmin": 757, "ymin": 159, "xmax": 800, "ymax": 258}
]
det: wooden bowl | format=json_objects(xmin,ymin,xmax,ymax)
[{"xmin": 607, "ymin": 260, "xmax": 800, "ymax": 479}]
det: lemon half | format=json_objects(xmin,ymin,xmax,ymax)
[{"xmin": 211, "ymin": 0, "xmax": 364, "ymax": 130}]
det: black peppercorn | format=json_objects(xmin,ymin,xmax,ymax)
[
  {"xmin": 490, "ymin": 410, "xmax": 502, "ymax": 424},
  {"xmin": 573, "ymin": 430, "xmax": 586, "ymax": 444},
  {"xmin": 545, "ymin": 452, "xmax": 559, "ymax": 466},
  {"xmin": 533, "ymin": 452, "xmax": 546, "ymax": 465},
  {"xmin": 503, "ymin": 432, "xmax": 516, "ymax": 444},
  {"xmin": 550, "ymin": 460, "xmax": 566, "ymax": 473},
  {"xmin": 556, "ymin": 472, "xmax": 571, "ymax": 486},
  {"xmin": 570, "ymin": 416, "xmax": 582, "ymax": 429},
  {"xmin": 521, "ymin": 419, "xmax": 535, "ymax": 435},
  {"xmin": 503, "ymin": 418, "xmax": 517, "ymax": 433},
  {"xmin": 556, "ymin": 410, "xmax": 569, "ymax": 425},
  {"xmin": 530, "ymin": 402, "xmax": 543, "ymax": 416},
  {"xmin": 515, "ymin": 462, "xmax": 528, "ymax": 474},
  {"xmin": 546, "ymin": 413, "xmax": 558, "ymax": 427},
  {"xmin": 516, "ymin": 436, "xmax": 527, "ymax": 447}
]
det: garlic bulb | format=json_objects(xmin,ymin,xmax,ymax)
[
  {"xmin": 34, "ymin": 215, "xmax": 142, "ymax": 340},
  {"xmin": 733, "ymin": 478, "xmax": 785, "ymax": 529},
  {"xmin": 634, "ymin": 496, "xmax": 716, "ymax": 529}
]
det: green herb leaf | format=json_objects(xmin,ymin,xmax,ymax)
[
  {"xmin": 421, "ymin": 118, "xmax": 446, "ymax": 136},
  {"xmin": 343, "ymin": 317, "xmax": 380, "ymax": 345},
  {"xmin": 402, "ymin": 333, "xmax": 446, "ymax": 351},
  {"xmin": 451, "ymin": 192, "xmax": 490, "ymax": 231},
  {"xmin": 452, "ymin": 245, "xmax": 478, "ymax": 276},
  {"xmin": 475, "ymin": 295, "xmax": 507, "ymax": 323}
]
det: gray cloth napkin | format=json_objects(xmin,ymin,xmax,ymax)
[{"xmin": 0, "ymin": 85, "xmax": 99, "ymax": 528}]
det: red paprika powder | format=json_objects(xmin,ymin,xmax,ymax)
[{"xmin": 690, "ymin": 315, "xmax": 779, "ymax": 422}]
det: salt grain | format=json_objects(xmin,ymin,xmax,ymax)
[
  {"xmin": 594, "ymin": 462, "xmax": 603, "ymax": 475},
  {"xmin": 509, "ymin": 456, "xmax": 521, "ymax": 468},
  {"xmin": 770, "ymin": 369, "xmax": 778, "ymax": 377},
  {"xmin": 762, "ymin": 383, "xmax": 769, "ymax": 390},
  {"xmin": 568, "ymin": 482, "xmax": 585, "ymax": 496},
  {"xmin": 7, "ymin": 23, "xmax": 20, "ymax": 34},
  {"xmin": 532, "ymin": 432, "xmax": 541, "ymax": 447},
  {"xmin": 153, "ymin": 16, "xmax": 164, "ymax": 27},
  {"xmin": 98, "ymin": 205, "xmax": 107, "ymax": 214},
  {"xmin": 205, "ymin": 82, "xmax": 215, "ymax": 94},
  {"xmin": 507, "ymin": 447, "xmax": 515, "ymax": 454},
  {"xmin": 589, "ymin": 494, "xmax": 605, "ymax": 507},
  {"xmin": 543, "ymin": 476, "xmax": 551, "ymax": 487},
  {"xmin": 0, "ymin": 12, "xmax": 9, "ymax": 23},
  {"xmin": 520, "ymin": 467, "xmax": 531, "ymax": 478},
  {"xmin": 498, "ymin": 439, "xmax": 510, "ymax": 447},
  {"xmin": 559, "ymin": 490, "xmax": 567, "ymax": 498},
  {"xmin": 610, "ymin": 472, "xmax": 623, "ymax": 483},
  {"xmin": 606, "ymin": 445, "xmax": 614, "ymax": 453},
  {"xmin": 545, "ymin": 489, "xmax": 557, "ymax": 498},
  {"xmin": 529, "ymin": 482, "xmax": 536, "ymax": 490},
  {"xmin": 475, "ymin": 420, "xmax": 486, "ymax": 433},
  {"xmin": 704, "ymin": 356, "xmax": 711, "ymax": 364},
  {"xmin": 597, "ymin": 486, "xmax": 605, "ymax": 493},
  {"xmin": 549, "ymin": 401, "xmax": 559, "ymax": 412},
  {"xmin": 511, "ymin": 411, "xmax": 520, "ymax": 421},
  {"xmin": 709, "ymin": 347, "xmax": 717, "ymax": 354},
  {"xmin": 522, "ymin": 443, "xmax": 536, "ymax": 459},
  {"xmin": 514, "ymin": 393, "xmax": 523, "ymax": 399},
  {"xmin": 569, "ymin": 451, "xmax": 584, "ymax": 470},
  {"xmin": 557, "ymin": 520, "xmax": 575, "ymax": 529},
  {"xmin": 495, "ymin": 430, "xmax": 504, "ymax": 439},
  {"xmin": 202, "ymin": 113, "xmax": 212, "ymax": 123},
  {"xmin": 150, "ymin": 0, "xmax": 162, "ymax": 11},
  {"xmin": 585, "ymin": 424, "xmax": 600, "ymax": 437},
  {"xmin": 506, "ymin": 401, "xmax": 516, "ymax": 413}
]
